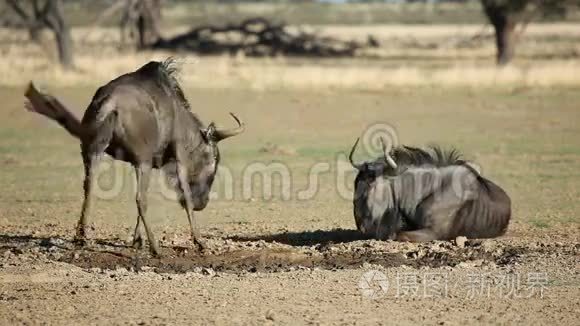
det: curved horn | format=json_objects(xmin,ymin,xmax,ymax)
[
  {"xmin": 213, "ymin": 113, "xmax": 245, "ymax": 142},
  {"xmin": 379, "ymin": 138, "xmax": 398, "ymax": 169},
  {"xmin": 348, "ymin": 138, "xmax": 364, "ymax": 170}
]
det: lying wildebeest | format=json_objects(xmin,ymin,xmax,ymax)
[
  {"xmin": 349, "ymin": 138, "xmax": 511, "ymax": 242},
  {"xmin": 24, "ymin": 59, "xmax": 244, "ymax": 256}
]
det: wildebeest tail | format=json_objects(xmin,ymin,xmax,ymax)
[{"xmin": 24, "ymin": 82, "xmax": 85, "ymax": 140}]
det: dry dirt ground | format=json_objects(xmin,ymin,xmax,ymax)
[
  {"xmin": 0, "ymin": 225, "xmax": 578, "ymax": 325},
  {"xmin": 1, "ymin": 87, "xmax": 579, "ymax": 325}
]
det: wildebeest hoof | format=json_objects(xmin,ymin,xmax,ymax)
[
  {"xmin": 131, "ymin": 236, "xmax": 143, "ymax": 249},
  {"xmin": 194, "ymin": 239, "xmax": 207, "ymax": 253},
  {"xmin": 149, "ymin": 248, "xmax": 162, "ymax": 258},
  {"xmin": 395, "ymin": 233, "xmax": 411, "ymax": 242},
  {"xmin": 147, "ymin": 240, "xmax": 162, "ymax": 258},
  {"xmin": 73, "ymin": 237, "xmax": 87, "ymax": 247}
]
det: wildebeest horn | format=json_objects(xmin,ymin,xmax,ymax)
[
  {"xmin": 379, "ymin": 137, "xmax": 397, "ymax": 169},
  {"xmin": 348, "ymin": 138, "xmax": 364, "ymax": 170},
  {"xmin": 213, "ymin": 113, "xmax": 245, "ymax": 142}
]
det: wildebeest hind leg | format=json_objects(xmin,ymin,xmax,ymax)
[
  {"xmin": 135, "ymin": 163, "xmax": 160, "ymax": 257},
  {"xmin": 131, "ymin": 217, "xmax": 143, "ymax": 249},
  {"xmin": 396, "ymin": 229, "xmax": 438, "ymax": 242},
  {"xmin": 75, "ymin": 111, "xmax": 117, "ymax": 245},
  {"xmin": 75, "ymin": 154, "xmax": 100, "ymax": 245}
]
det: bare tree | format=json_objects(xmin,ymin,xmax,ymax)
[
  {"xmin": 93, "ymin": 0, "xmax": 162, "ymax": 48},
  {"xmin": 133, "ymin": 0, "xmax": 162, "ymax": 48},
  {"xmin": 4, "ymin": 0, "xmax": 73, "ymax": 69},
  {"xmin": 5, "ymin": 0, "xmax": 43, "ymax": 41},
  {"xmin": 480, "ymin": 0, "xmax": 579, "ymax": 65}
]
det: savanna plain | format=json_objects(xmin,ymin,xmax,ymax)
[{"xmin": 0, "ymin": 4, "xmax": 579, "ymax": 325}]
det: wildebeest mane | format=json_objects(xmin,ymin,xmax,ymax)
[
  {"xmin": 159, "ymin": 58, "xmax": 192, "ymax": 112},
  {"xmin": 135, "ymin": 58, "xmax": 193, "ymax": 113},
  {"xmin": 138, "ymin": 58, "xmax": 210, "ymax": 132},
  {"xmin": 390, "ymin": 145, "xmax": 464, "ymax": 168},
  {"xmin": 390, "ymin": 145, "xmax": 489, "ymax": 191}
]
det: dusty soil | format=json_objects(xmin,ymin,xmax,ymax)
[
  {"xmin": 1, "ymin": 86, "xmax": 579, "ymax": 324},
  {"xmin": 1, "ymin": 224, "xmax": 578, "ymax": 325}
]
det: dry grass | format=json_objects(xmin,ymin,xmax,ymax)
[
  {"xmin": 0, "ymin": 24, "xmax": 579, "ymax": 90},
  {"xmin": 0, "ymin": 23, "xmax": 578, "ymax": 235},
  {"xmin": 2, "ymin": 54, "xmax": 579, "ymax": 91},
  {"xmin": 2, "ymin": 84, "xmax": 579, "ymax": 230}
]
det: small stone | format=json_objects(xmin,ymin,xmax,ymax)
[
  {"xmin": 265, "ymin": 309, "xmax": 275, "ymax": 321},
  {"xmin": 88, "ymin": 267, "xmax": 102, "ymax": 274},
  {"xmin": 481, "ymin": 240, "xmax": 496, "ymax": 252},
  {"xmin": 455, "ymin": 236, "xmax": 467, "ymax": 248},
  {"xmin": 201, "ymin": 268, "xmax": 215, "ymax": 276},
  {"xmin": 472, "ymin": 259, "xmax": 484, "ymax": 267},
  {"xmin": 192, "ymin": 267, "xmax": 203, "ymax": 274}
]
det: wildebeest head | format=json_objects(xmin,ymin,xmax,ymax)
[
  {"xmin": 349, "ymin": 137, "xmax": 398, "ymax": 189},
  {"xmin": 151, "ymin": 58, "xmax": 245, "ymax": 211},
  {"xmin": 185, "ymin": 113, "xmax": 244, "ymax": 210},
  {"xmin": 349, "ymin": 138, "xmax": 399, "ymax": 236}
]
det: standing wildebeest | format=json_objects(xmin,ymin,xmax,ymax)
[
  {"xmin": 24, "ymin": 59, "xmax": 244, "ymax": 256},
  {"xmin": 349, "ymin": 138, "xmax": 511, "ymax": 242}
]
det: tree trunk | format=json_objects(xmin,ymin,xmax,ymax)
[
  {"xmin": 481, "ymin": 1, "xmax": 519, "ymax": 66},
  {"xmin": 42, "ymin": 0, "xmax": 74, "ymax": 69},
  {"xmin": 137, "ymin": 0, "xmax": 162, "ymax": 49},
  {"xmin": 53, "ymin": 25, "xmax": 74, "ymax": 69},
  {"xmin": 28, "ymin": 0, "xmax": 43, "ymax": 42},
  {"xmin": 28, "ymin": 24, "xmax": 43, "ymax": 42},
  {"xmin": 493, "ymin": 18, "xmax": 516, "ymax": 66},
  {"xmin": 5, "ymin": 0, "xmax": 42, "ymax": 42}
]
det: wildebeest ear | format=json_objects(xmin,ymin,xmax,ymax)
[{"xmin": 201, "ymin": 123, "xmax": 217, "ymax": 143}]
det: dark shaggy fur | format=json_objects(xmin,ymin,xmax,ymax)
[
  {"xmin": 133, "ymin": 57, "xmax": 193, "ymax": 112},
  {"xmin": 352, "ymin": 142, "xmax": 510, "ymax": 241},
  {"xmin": 362, "ymin": 144, "xmax": 468, "ymax": 177},
  {"xmin": 158, "ymin": 58, "xmax": 192, "ymax": 112},
  {"xmin": 390, "ymin": 145, "xmax": 464, "ymax": 168}
]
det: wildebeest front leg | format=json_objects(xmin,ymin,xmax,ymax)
[
  {"xmin": 176, "ymin": 162, "xmax": 206, "ymax": 251},
  {"xmin": 396, "ymin": 229, "xmax": 438, "ymax": 242},
  {"xmin": 135, "ymin": 163, "xmax": 160, "ymax": 256}
]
